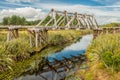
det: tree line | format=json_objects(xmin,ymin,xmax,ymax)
[
  {"xmin": 2, "ymin": 15, "xmax": 40, "ymax": 25},
  {"xmin": 2, "ymin": 15, "xmax": 120, "ymax": 27},
  {"xmin": 101, "ymin": 22, "xmax": 120, "ymax": 27}
]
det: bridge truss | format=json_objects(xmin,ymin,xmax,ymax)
[{"xmin": 37, "ymin": 9, "xmax": 99, "ymax": 29}]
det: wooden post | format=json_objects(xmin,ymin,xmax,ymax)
[
  {"xmin": 64, "ymin": 11, "xmax": 68, "ymax": 26},
  {"xmin": 29, "ymin": 31, "xmax": 32, "ymax": 47},
  {"xmin": 106, "ymin": 28, "xmax": 109, "ymax": 33},
  {"xmin": 113, "ymin": 28, "xmax": 115, "ymax": 34},
  {"xmin": 35, "ymin": 29, "xmax": 39, "ymax": 48},
  {"xmin": 39, "ymin": 31, "xmax": 42, "ymax": 47},
  {"xmin": 45, "ymin": 29, "xmax": 48, "ymax": 44},
  {"xmin": 7, "ymin": 29, "xmax": 11, "ymax": 42},
  {"xmin": 52, "ymin": 10, "xmax": 57, "ymax": 27},
  {"xmin": 15, "ymin": 29, "xmax": 19, "ymax": 38}
]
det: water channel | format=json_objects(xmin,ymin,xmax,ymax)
[{"xmin": 15, "ymin": 34, "xmax": 93, "ymax": 80}]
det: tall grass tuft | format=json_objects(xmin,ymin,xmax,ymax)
[
  {"xmin": 0, "ymin": 38, "xmax": 33, "ymax": 61},
  {"xmin": 86, "ymin": 34, "xmax": 120, "ymax": 72}
]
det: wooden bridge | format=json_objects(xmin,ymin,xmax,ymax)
[
  {"xmin": 0, "ymin": 9, "xmax": 99, "ymax": 48},
  {"xmin": 93, "ymin": 27, "xmax": 120, "ymax": 39}
]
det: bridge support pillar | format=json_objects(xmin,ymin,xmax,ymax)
[
  {"xmin": 93, "ymin": 27, "xmax": 120, "ymax": 39},
  {"xmin": 93, "ymin": 29, "xmax": 102, "ymax": 39},
  {"xmin": 28, "ymin": 28, "xmax": 48, "ymax": 48},
  {"xmin": 7, "ymin": 27, "xmax": 19, "ymax": 42}
]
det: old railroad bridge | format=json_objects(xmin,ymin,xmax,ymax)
[{"xmin": 0, "ymin": 9, "xmax": 119, "ymax": 48}]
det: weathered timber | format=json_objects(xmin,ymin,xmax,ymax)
[
  {"xmin": 28, "ymin": 27, "xmax": 48, "ymax": 48},
  {"xmin": 37, "ymin": 9, "xmax": 99, "ymax": 29},
  {"xmin": 7, "ymin": 27, "xmax": 19, "ymax": 42},
  {"xmin": 93, "ymin": 27, "xmax": 120, "ymax": 39}
]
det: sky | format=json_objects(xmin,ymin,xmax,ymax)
[{"xmin": 0, "ymin": 0, "xmax": 120, "ymax": 24}]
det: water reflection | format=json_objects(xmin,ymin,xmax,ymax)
[
  {"xmin": 47, "ymin": 35, "xmax": 93, "ymax": 62},
  {"xmin": 15, "ymin": 35, "xmax": 93, "ymax": 80}
]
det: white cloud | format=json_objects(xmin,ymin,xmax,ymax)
[
  {"xmin": 0, "ymin": 7, "xmax": 46, "ymax": 22},
  {"xmin": 0, "ymin": 3, "xmax": 120, "ymax": 24}
]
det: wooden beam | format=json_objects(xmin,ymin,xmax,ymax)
[
  {"xmin": 37, "ymin": 12, "xmax": 51, "ymax": 26},
  {"xmin": 56, "ymin": 15, "xmax": 64, "ymax": 26},
  {"xmin": 92, "ymin": 16, "xmax": 99, "ymax": 29},
  {"xmin": 35, "ymin": 30, "xmax": 39, "ymax": 48},
  {"xmin": 45, "ymin": 18, "xmax": 54, "ymax": 27},
  {"xmin": 65, "ymin": 13, "xmax": 75, "ymax": 28},
  {"xmin": 7, "ymin": 29, "xmax": 11, "ymax": 42}
]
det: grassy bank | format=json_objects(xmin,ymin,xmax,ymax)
[
  {"xmin": 0, "ymin": 29, "xmax": 92, "ymax": 80},
  {"xmin": 76, "ymin": 33, "xmax": 120, "ymax": 80}
]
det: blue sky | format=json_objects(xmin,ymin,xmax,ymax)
[
  {"xmin": 0, "ymin": 0, "xmax": 116, "ymax": 9},
  {"xmin": 0, "ymin": 0, "xmax": 120, "ymax": 24}
]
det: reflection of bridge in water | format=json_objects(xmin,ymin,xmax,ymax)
[
  {"xmin": 15, "ymin": 35, "xmax": 93, "ymax": 80},
  {"xmin": 0, "ymin": 9, "xmax": 99, "ymax": 48},
  {"xmin": 15, "ymin": 54, "xmax": 86, "ymax": 80}
]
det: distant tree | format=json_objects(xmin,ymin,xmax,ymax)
[
  {"xmin": 101, "ymin": 22, "xmax": 120, "ymax": 27},
  {"xmin": 10, "ymin": 15, "xmax": 18, "ymax": 25},
  {"xmin": 2, "ymin": 17, "xmax": 10, "ymax": 25},
  {"xmin": 21, "ymin": 17, "xmax": 26, "ymax": 25},
  {"xmin": 26, "ymin": 20, "xmax": 40, "ymax": 25},
  {"xmin": 2, "ymin": 15, "xmax": 40, "ymax": 26}
]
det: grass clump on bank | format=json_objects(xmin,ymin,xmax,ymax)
[
  {"xmin": 78, "ymin": 34, "xmax": 120, "ymax": 80},
  {"xmin": 87, "ymin": 34, "xmax": 120, "ymax": 72},
  {"xmin": 1, "ymin": 38, "xmax": 33, "ymax": 61},
  {"xmin": 0, "ymin": 38, "xmax": 33, "ymax": 73}
]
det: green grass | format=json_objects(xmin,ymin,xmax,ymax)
[
  {"xmin": 0, "ymin": 29, "xmax": 92, "ymax": 80},
  {"xmin": 87, "ymin": 33, "xmax": 120, "ymax": 72},
  {"xmin": 77, "ymin": 33, "xmax": 120, "ymax": 80}
]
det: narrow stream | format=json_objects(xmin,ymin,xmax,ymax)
[
  {"xmin": 47, "ymin": 34, "xmax": 93, "ymax": 62},
  {"xmin": 15, "ymin": 34, "xmax": 93, "ymax": 80}
]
